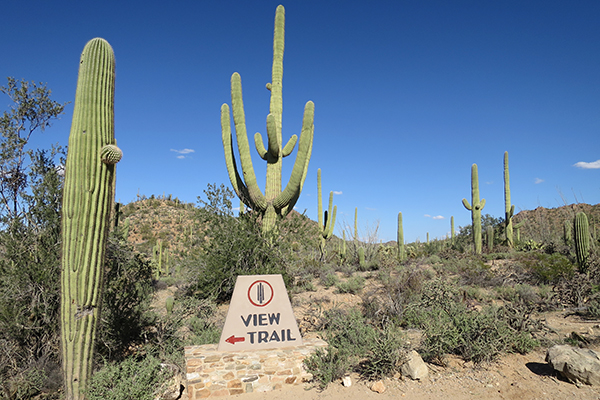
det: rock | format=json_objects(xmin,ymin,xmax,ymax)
[
  {"xmin": 400, "ymin": 350, "xmax": 429, "ymax": 380},
  {"xmin": 342, "ymin": 376, "xmax": 352, "ymax": 387},
  {"xmin": 546, "ymin": 344, "xmax": 600, "ymax": 386},
  {"xmin": 371, "ymin": 380, "xmax": 386, "ymax": 393}
]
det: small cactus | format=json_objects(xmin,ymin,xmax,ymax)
[
  {"xmin": 398, "ymin": 212, "xmax": 406, "ymax": 261},
  {"xmin": 317, "ymin": 169, "xmax": 337, "ymax": 261},
  {"xmin": 165, "ymin": 296, "xmax": 175, "ymax": 315},
  {"xmin": 358, "ymin": 247, "xmax": 365, "ymax": 267},
  {"xmin": 574, "ymin": 212, "xmax": 590, "ymax": 271}
]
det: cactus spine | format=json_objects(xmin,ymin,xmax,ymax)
[
  {"xmin": 221, "ymin": 5, "xmax": 314, "ymax": 234},
  {"xmin": 462, "ymin": 163, "xmax": 486, "ymax": 254},
  {"xmin": 574, "ymin": 212, "xmax": 590, "ymax": 270},
  {"xmin": 60, "ymin": 38, "xmax": 120, "ymax": 400},
  {"xmin": 398, "ymin": 212, "xmax": 405, "ymax": 261},
  {"xmin": 317, "ymin": 169, "xmax": 337, "ymax": 261},
  {"xmin": 503, "ymin": 152, "xmax": 516, "ymax": 248}
]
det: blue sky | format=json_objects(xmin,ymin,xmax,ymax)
[{"xmin": 2, "ymin": 0, "xmax": 599, "ymax": 243}]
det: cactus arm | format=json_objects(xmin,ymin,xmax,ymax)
[
  {"xmin": 254, "ymin": 132, "xmax": 268, "ymax": 159},
  {"xmin": 325, "ymin": 192, "xmax": 336, "ymax": 238},
  {"xmin": 328, "ymin": 205, "xmax": 337, "ymax": 239},
  {"xmin": 273, "ymin": 101, "xmax": 314, "ymax": 209},
  {"xmin": 462, "ymin": 198, "xmax": 472, "ymax": 210},
  {"xmin": 269, "ymin": 5, "xmax": 284, "ymax": 129},
  {"xmin": 282, "ymin": 134, "xmax": 297, "ymax": 157},
  {"xmin": 221, "ymin": 103, "xmax": 258, "ymax": 210},
  {"xmin": 266, "ymin": 113, "xmax": 280, "ymax": 158},
  {"xmin": 229, "ymin": 73, "xmax": 267, "ymax": 211},
  {"xmin": 61, "ymin": 38, "xmax": 119, "ymax": 400},
  {"xmin": 281, "ymin": 122, "xmax": 312, "ymax": 216},
  {"xmin": 479, "ymin": 198, "xmax": 486, "ymax": 210}
]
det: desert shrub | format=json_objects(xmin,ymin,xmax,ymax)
[
  {"xmin": 335, "ymin": 275, "xmax": 365, "ymax": 294},
  {"xmin": 97, "ymin": 234, "xmax": 155, "ymax": 362},
  {"xmin": 516, "ymin": 252, "xmax": 575, "ymax": 284},
  {"xmin": 362, "ymin": 265, "xmax": 428, "ymax": 328},
  {"xmin": 304, "ymin": 308, "xmax": 406, "ymax": 388},
  {"xmin": 321, "ymin": 272, "xmax": 339, "ymax": 288},
  {"xmin": 188, "ymin": 184, "xmax": 288, "ymax": 302},
  {"xmin": 403, "ymin": 280, "xmax": 538, "ymax": 365},
  {"xmin": 87, "ymin": 355, "xmax": 170, "ymax": 400}
]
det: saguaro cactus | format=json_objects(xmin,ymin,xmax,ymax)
[
  {"xmin": 317, "ymin": 169, "xmax": 336, "ymax": 261},
  {"xmin": 398, "ymin": 212, "xmax": 405, "ymax": 261},
  {"xmin": 487, "ymin": 225, "xmax": 494, "ymax": 252},
  {"xmin": 462, "ymin": 163, "xmax": 486, "ymax": 254},
  {"xmin": 221, "ymin": 5, "xmax": 314, "ymax": 234},
  {"xmin": 60, "ymin": 38, "xmax": 121, "ymax": 400},
  {"xmin": 504, "ymin": 152, "xmax": 516, "ymax": 248},
  {"xmin": 574, "ymin": 212, "xmax": 590, "ymax": 271},
  {"xmin": 451, "ymin": 216, "xmax": 455, "ymax": 244}
]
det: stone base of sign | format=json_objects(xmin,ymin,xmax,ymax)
[{"xmin": 184, "ymin": 338, "xmax": 327, "ymax": 398}]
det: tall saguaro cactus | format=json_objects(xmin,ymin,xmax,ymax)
[
  {"xmin": 398, "ymin": 212, "xmax": 405, "ymax": 261},
  {"xmin": 221, "ymin": 5, "xmax": 314, "ymax": 234},
  {"xmin": 504, "ymin": 151, "xmax": 516, "ymax": 248},
  {"xmin": 462, "ymin": 163, "xmax": 486, "ymax": 254},
  {"xmin": 317, "ymin": 169, "xmax": 336, "ymax": 261},
  {"xmin": 451, "ymin": 216, "xmax": 455, "ymax": 245},
  {"xmin": 61, "ymin": 38, "xmax": 121, "ymax": 400}
]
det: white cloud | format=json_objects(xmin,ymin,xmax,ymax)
[
  {"xmin": 171, "ymin": 148, "xmax": 195, "ymax": 154},
  {"xmin": 333, "ymin": 191, "xmax": 343, "ymax": 195},
  {"xmin": 365, "ymin": 207, "xmax": 376, "ymax": 211},
  {"xmin": 574, "ymin": 159, "xmax": 600, "ymax": 169},
  {"xmin": 433, "ymin": 215, "xmax": 445, "ymax": 220},
  {"xmin": 424, "ymin": 214, "xmax": 431, "ymax": 218},
  {"xmin": 177, "ymin": 155, "xmax": 185, "ymax": 159},
  {"xmin": 535, "ymin": 178, "xmax": 544, "ymax": 184}
]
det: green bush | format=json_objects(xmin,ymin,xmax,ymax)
[
  {"xmin": 97, "ymin": 234, "xmax": 155, "ymax": 362},
  {"xmin": 304, "ymin": 308, "xmax": 406, "ymax": 388},
  {"xmin": 189, "ymin": 184, "xmax": 288, "ymax": 302},
  {"xmin": 516, "ymin": 252, "xmax": 575, "ymax": 284},
  {"xmin": 403, "ymin": 280, "xmax": 538, "ymax": 365},
  {"xmin": 87, "ymin": 356, "xmax": 170, "ymax": 400},
  {"xmin": 335, "ymin": 275, "xmax": 365, "ymax": 294}
]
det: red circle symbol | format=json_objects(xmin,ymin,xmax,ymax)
[{"xmin": 247, "ymin": 280, "xmax": 274, "ymax": 307}]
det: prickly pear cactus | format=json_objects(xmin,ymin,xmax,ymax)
[{"xmin": 60, "ymin": 38, "xmax": 120, "ymax": 400}]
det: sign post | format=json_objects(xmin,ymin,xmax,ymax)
[{"xmin": 217, "ymin": 274, "xmax": 303, "ymax": 351}]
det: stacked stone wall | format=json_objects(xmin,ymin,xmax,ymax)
[{"xmin": 185, "ymin": 338, "xmax": 327, "ymax": 398}]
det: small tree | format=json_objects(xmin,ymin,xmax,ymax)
[
  {"xmin": 0, "ymin": 77, "xmax": 67, "ymax": 222},
  {"xmin": 0, "ymin": 77, "xmax": 67, "ymax": 397}
]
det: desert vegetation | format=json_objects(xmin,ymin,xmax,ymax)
[{"xmin": 1, "ymin": 5, "xmax": 599, "ymax": 400}]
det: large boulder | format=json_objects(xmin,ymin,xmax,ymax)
[{"xmin": 546, "ymin": 344, "xmax": 600, "ymax": 386}]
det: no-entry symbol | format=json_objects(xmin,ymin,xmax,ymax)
[{"xmin": 248, "ymin": 280, "xmax": 274, "ymax": 307}]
